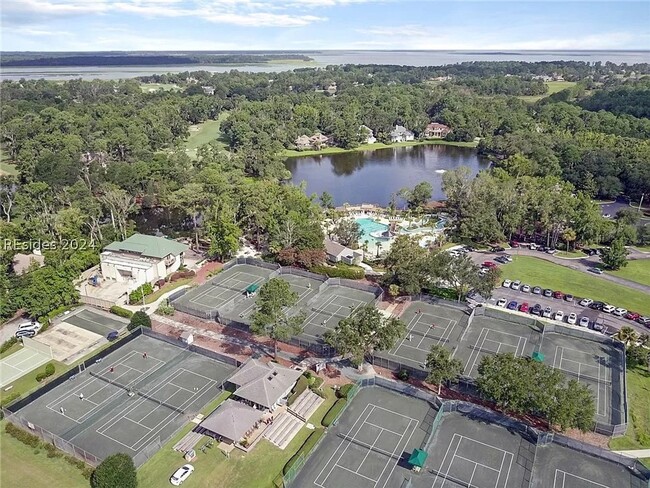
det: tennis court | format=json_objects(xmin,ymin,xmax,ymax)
[
  {"xmin": 291, "ymin": 386, "xmax": 435, "ymax": 488},
  {"xmin": 15, "ymin": 334, "xmax": 235, "ymax": 464},
  {"xmin": 172, "ymin": 264, "xmax": 274, "ymax": 316},
  {"xmin": 0, "ymin": 338, "xmax": 53, "ymax": 388},
  {"xmin": 61, "ymin": 308, "xmax": 128, "ymax": 337}
]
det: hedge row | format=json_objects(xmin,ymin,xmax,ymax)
[
  {"xmin": 5, "ymin": 422, "xmax": 40, "ymax": 448},
  {"xmin": 337, "ymin": 383, "xmax": 354, "ymax": 399},
  {"xmin": 128, "ymin": 283, "xmax": 154, "ymax": 304},
  {"xmin": 426, "ymin": 286, "xmax": 459, "ymax": 301},
  {"xmin": 309, "ymin": 264, "xmax": 365, "ymax": 280},
  {"xmin": 110, "ymin": 305, "xmax": 133, "ymax": 319},
  {"xmin": 286, "ymin": 375, "xmax": 309, "ymax": 407},
  {"xmin": 321, "ymin": 398, "xmax": 348, "ymax": 427},
  {"xmin": 169, "ymin": 270, "xmax": 196, "ymax": 282},
  {"xmin": 35, "ymin": 363, "xmax": 56, "ymax": 382},
  {"xmin": 38, "ymin": 304, "xmax": 79, "ymax": 332},
  {"xmin": 282, "ymin": 427, "xmax": 325, "ymax": 475}
]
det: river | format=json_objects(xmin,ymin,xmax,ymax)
[
  {"xmin": 285, "ymin": 144, "xmax": 488, "ymax": 206},
  {"xmin": 3, "ymin": 50, "xmax": 649, "ymax": 81}
]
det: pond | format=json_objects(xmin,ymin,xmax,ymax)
[{"xmin": 285, "ymin": 144, "xmax": 489, "ymax": 206}]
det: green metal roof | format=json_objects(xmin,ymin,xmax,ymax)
[
  {"xmin": 104, "ymin": 234, "xmax": 189, "ymax": 259},
  {"xmin": 246, "ymin": 283, "xmax": 260, "ymax": 293},
  {"xmin": 532, "ymin": 351, "xmax": 545, "ymax": 362},
  {"xmin": 408, "ymin": 448, "xmax": 428, "ymax": 467}
]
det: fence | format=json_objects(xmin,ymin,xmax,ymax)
[
  {"xmin": 474, "ymin": 304, "xmax": 543, "ymax": 330},
  {"xmin": 278, "ymin": 267, "xmax": 328, "ymax": 283},
  {"xmin": 79, "ymin": 294, "xmax": 114, "ymax": 310}
]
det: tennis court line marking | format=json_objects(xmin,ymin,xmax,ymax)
[
  {"xmin": 553, "ymin": 469, "xmax": 611, "ymax": 488},
  {"xmin": 393, "ymin": 312, "xmax": 456, "ymax": 357},
  {"xmin": 189, "ymin": 270, "xmax": 260, "ymax": 306},
  {"xmin": 45, "ymin": 351, "xmax": 165, "ymax": 423},
  {"xmin": 464, "ymin": 328, "xmax": 527, "ymax": 376},
  {"xmin": 1, "ymin": 349, "xmax": 47, "ymax": 374},
  {"xmin": 69, "ymin": 311, "xmax": 118, "ymax": 331}
]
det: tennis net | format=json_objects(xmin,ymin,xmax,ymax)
[
  {"xmin": 311, "ymin": 305, "xmax": 360, "ymax": 320},
  {"xmin": 467, "ymin": 344, "xmax": 514, "ymax": 355},
  {"xmin": 89, "ymin": 372, "xmax": 188, "ymax": 414},
  {"xmin": 211, "ymin": 281, "xmax": 246, "ymax": 293},
  {"xmin": 336, "ymin": 433, "xmax": 402, "ymax": 461},
  {"xmin": 424, "ymin": 468, "xmax": 472, "ymax": 488},
  {"xmin": 558, "ymin": 368, "xmax": 612, "ymax": 385}
]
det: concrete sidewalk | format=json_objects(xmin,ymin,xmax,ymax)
[{"xmin": 613, "ymin": 449, "xmax": 650, "ymax": 459}]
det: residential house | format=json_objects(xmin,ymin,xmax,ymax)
[
  {"xmin": 226, "ymin": 359, "xmax": 303, "ymax": 411},
  {"xmin": 100, "ymin": 233, "xmax": 189, "ymax": 287},
  {"xmin": 324, "ymin": 238, "xmax": 363, "ymax": 266},
  {"xmin": 309, "ymin": 133, "xmax": 330, "ymax": 149},
  {"xmin": 12, "ymin": 251, "xmax": 45, "ymax": 275},
  {"xmin": 389, "ymin": 125, "xmax": 414, "ymax": 143},
  {"xmin": 424, "ymin": 123, "xmax": 451, "ymax": 139},
  {"xmin": 359, "ymin": 125, "xmax": 376, "ymax": 144},
  {"xmin": 201, "ymin": 86, "xmax": 215, "ymax": 95},
  {"xmin": 295, "ymin": 135, "xmax": 312, "ymax": 150},
  {"xmin": 326, "ymin": 83, "xmax": 337, "ymax": 95}
]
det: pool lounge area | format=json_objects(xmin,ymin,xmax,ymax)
[{"xmin": 355, "ymin": 216, "xmax": 445, "ymax": 256}]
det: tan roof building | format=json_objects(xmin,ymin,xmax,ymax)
[{"xmin": 227, "ymin": 359, "xmax": 302, "ymax": 410}]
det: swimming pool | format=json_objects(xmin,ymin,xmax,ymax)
[{"xmin": 356, "ymin": 218, "xmax": 389, "ymax": 239}]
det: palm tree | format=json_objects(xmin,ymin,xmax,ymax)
[
  {"xmin": 615, "ymin": 326, "xmax": 639, "ymax": 347},
  {"xmin": 362, "ymin": 240, "xmax": 369, "ymax": 255}
]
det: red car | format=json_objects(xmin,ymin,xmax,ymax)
[
  {"xmin": 625, "ymin": 312, "xmax": 641, "ymax": 321},
  {"xmin": 519, "ymin": 302, "xmax": 530, "ymax": 313},
  {"xmin": 482, "ymin": 261, "xmax": 497, "ymax": 269},
  {"xmin": 510, "ymin": 241, "xmax": 520, "ymax": 248},
  {"xmin": 553, "ymin": 291, "xmax": 564, "ymax": 299}
]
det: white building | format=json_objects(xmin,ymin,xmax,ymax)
[
  {"xmin": 324, "ymin": 239, "xmax": 363, "ymax": 266},
  {"xmin": 100, "ymin": 234, "xmax": 189, "ymax": 288},
  {"xmin": 390, "ymin": 125, "xmax": 414, "ymax": 143},
  {"xmin": 359, "ymin": 125, "xmax": 377, "ymax": 144}
]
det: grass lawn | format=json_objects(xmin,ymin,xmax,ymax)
[
  {"xmin": 138, "ymin": 386, "xmax": 337, "ymax": 488},
  {"xmin": 140, "ymin": 82, "xmax": 181, "ymax": 92},
  {"xmin": 555, "ymin": 250, "xmax": 587, "ymax": 259},
  {"xmin": 283, "ymin": 139, "xmax": 478, "ymax": 158},
  {"xmin": 518, "ymin": 81, "xmax": 577, "ymax": 103},
  {"xmin": 607, "ymin": 260, "xmax": 650, "ymax": 287},
  {"xmin": 184, "ymin": 112, "xmax": 230, "ymax": 158},
  {"xmin": 0, "ymin": 342, "xmax": 22, "ymax": 359},
  {"xmin": 499, "ymin": 256, "xmax": 650, "ymax": 315},
  {"xmin": 609, "ymin": 366, "xmax": 650, "ymax": 467},
  {"xmin": 0, "ymin": 148, "xmax": 18, "ymax": 176},
  {"xmin": 634, "ymin": 245, "xmax": 650, "ymax": 252},
  {"xmin": 145, "ymin": 278, "xmax": 192, "ymax": 304},
  {"xmin": 0, "ymin": 420, "xmax": 89, "ymax": 488}
]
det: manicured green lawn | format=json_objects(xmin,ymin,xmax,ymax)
[
  {"xmin": 0, "ymin": 342, "xmax": 22, "ymax": 359},
  {"xmin": 283, "ymin": 139, "xmax": 478, "ymax": 158},
  {"xmin": 517, "ymin": 81, "xmax": 577, "ymax": 103},
  {"xmin": 184, "ymin": 112, "xmax": 230, "ymax": 158},
  {"xmin": 609, "ymin": 366, "xmax": 650, "ymax": 466},
  {"xmin": 145, "ymin": 278, "xmax": 192, "ymax": 304},
  {"xmin": 555, "ymin": 250, "xmax": 587, "ymax": 259},
  {"xmin": 0, "ymin": 148, "xmax": 18, "ymax": 176},
  {"xmin": 499, "ymin": 256, "xmax": 650, "ymax": 315},
  {"xmin": 0, "ymin": 420, "xmax": 89, "ymax": 488},
  {"xmin": 138, "ymin": 387, "xmax": 337, "ymax": 488},
  {"xmin": 608, "ymin": 260, "xmax": 650, "ymax": 287}
]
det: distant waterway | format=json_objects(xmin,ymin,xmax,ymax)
[
  {"xmin": 3, "ymin": 50, "xmax": 649, "ymax": 81},
  {"xmin": 285, "ymin": 144, "xmax": 489, "ymax": 206}
]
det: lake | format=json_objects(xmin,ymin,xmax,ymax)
[
  {"xmin": 285, "ymin": 144, "xmax": 489, "ymax": 206},
  {"xmin": 3, "ymin": 50, "xmax": 649, "ymax": 81}
]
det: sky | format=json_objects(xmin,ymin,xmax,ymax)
[{"xmin": 1, "ymin": 0, "xmax": 649, "ymax": 52}]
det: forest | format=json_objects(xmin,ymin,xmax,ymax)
[{"xmin": 1, "ymin": 60, "xmax": 649, "ymax": 321}]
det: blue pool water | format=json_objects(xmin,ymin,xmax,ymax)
[{"xmin": 356, "ymin": 218, "xmax": 388, "ymax": 241}]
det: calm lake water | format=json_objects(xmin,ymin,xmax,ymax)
[
  {"xmin": 285, "ymin": 144, "xmax": 489, "ymax": 206},
  {"xmin": 3, "ymin": 50, "xmax": 649, "ymax": 81}
]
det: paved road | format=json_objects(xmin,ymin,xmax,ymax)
[
  {"xmin": 472, "ymin": 248, "xmax": 650, "ymax": 295},
  {"xmin": 598, "ymin": 200, "xmax": 650, "ymax": 225},
  {"xmin": 0, "ymin": 316, "xmax": 23, "ymax": 344}
]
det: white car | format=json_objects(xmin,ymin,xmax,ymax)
[
  {"xmin": 496, "ymin": 298, "xmax": 507, "ymax": 307},
  {"xmin": 602, "ymin": 305, "xmax": 616, "ymax": 314},
  {"xmin": 521, "ymin": 284, "xmax": 531, "ymax": 293},
  {"xmin": 613, "ymin": 308, "xmax": 627, "ymax": 317},
  {"xmin": 554, "ymin": 311, "xmax": 564, "ymax": 322},
  {"xmin": 15, "ymin": 320, "xmax": 42, "ymax": 338},
  {"xmin": 542, "ymin": 307, "xmax": 553, "ymax": 318},
  {"xmin": 502, "ymin": 279, "xmax": 512, "ymax": 288},
  {"xmin": 511, "ymin": 280, "xmax": 521, "ymax": 291},
  {"xmin": 579, "ymin": 316, "xmax": 590, "ymax": 327},
  {"xmin": 503, "ymin": 254, "xmax": 513, "ymax": 262},
  {"xmin": 567, "ymin": 313, "xmax": 577, "ymax": 325},
  {"xmin": 170, "ymin": 464, "xmax": 194, "ymax": 486},
  {"xmin": 579, "ymin": 298, "xmax": 593, "ymax": 307}
]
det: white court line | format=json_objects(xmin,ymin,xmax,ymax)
[
  {"xmin": 377, "ymin": 419, "xmax": 418, "ymax": 488},
  {"xmin": 465, "ymin": 328, "xmax": 489, "ymax": 376},
  {"xmin": 554, "ymin": 469, "xmax": 611, "ymax": 488},
  {"xmin": 364, "ymin": 421, "xmax": 404, "ymax": 437}
]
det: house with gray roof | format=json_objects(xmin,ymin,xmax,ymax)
[
  {"xmin": 324, "ymin": 238, "xmax": 363, "ymax": 265},
  {"xmin": 390, "ymin": 125, "xmax": 414, "ymax": 143},
  {"xmin": 227, "ymin": 359, "xmax": 302, "ymax": 410},
  {"xmin": 100, "ymin": 233, "xmax": 189, "ymax": 288},
  {"xmin": 198, "ymin": 399, "xmax": 262, "ymax": 444}
]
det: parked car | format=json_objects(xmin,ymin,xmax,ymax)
[
  {"xmin": 553, "ymin": 290, "xmax": 564, "ymax": 299},
  {"xmin": 602, "ymin": 304, "xmax": 616, "ymax": 314},
  {"xmin": 510, "ymin": 241, "xmax": 520, "ymax": 248},
  {"xmin": 543, "ymin": 289, "xmax": 553, "ymax": 298},
  {"xmin": 496, "ymin": 298, "xmax": 507, "ymax": 307},
  {"xmin": 511, "ymin": 280, "xmax": 521, "ymax": 291},
  {"xmin": 542, "ymin": 307, "xmax": 553, "ymax": 318},
  {"xmin": 15, "ymin": 329, "xmax": 37, "ymax": 338},
  {"xmin": 546, "ymin": 248, "xmax": 558, "ymax": 255},
  {"xmin": 170, "ymin": 464, "xmax": 194, "ymax": 486},
  {"xmin": 521, "ymin": 284, "xmax": 531, "ymax": 293},
  {"xmin": 579, "ymin": 298, "xmax": 593, "ymax": 307},
  {"xmin": 579, "ymin": 316, "xmax": 590, "ymax": 327},
  {"xmin": 478, "ymin": 268, "xmax": 488, "ymax": 276},
  {"xmin": 589, "ymin": 301, "xmax": 605, "ymax": 311},
  {"xmin": 502, "ymin": 254, "xmax": 513, "ymax": 262},
  {"xmin": 529, "ymin": 243, "xmax": 538, "ymax": 250},
  {"xmin": 502, "ymin": 279, "xmax": 512, "ymax": 288},
  {"xmin": 491, "ymin": 245, "xmax": 506, "ymax": 252},
  {"xmin": 532, "ymin": 286, "xmax": 542, "ymax": 295},
  {"xmin": 554, "ymin": 311, "xmax": 565, "ymax": 321},
  {"xmin": 107, "ymin": 330, "xmax": 119, "ymax": 341},
  {"xmin": 613, "ymin": 308, "xmax": 628, "ymax": 317},
  {"xmin": 15, "ymin": 320, "xmax": 42, "ymax": 335},
  {"xmin": 482, "ymin": 261, "xmax": 497, "ymax": 269},
  {"xmin": 519, "ymin": 302, "xmax": 530, "ymax": 313},
  {"xmin": 625, "ymin": 312, "xmax": 641, "ymax": 321},
  {"xmin": 637, "ymin": 317, "xmax": 650, "ymax": 327},
  {"xmin": 564, "ymin": 294, "xmax": 574, "ymax": 302},
  {"xmin": 567, "ymin": 313, "xmax": 577, "ymax": 325},
  {"xmin": 588, "ymin": 267, "xmax": 603, "ymax": 275},
  {"xmin": 593, "ymin": 321, "xmax": 604, "ymax": 331},
  {"xmin": 531, "ymin": 304, "xmax": 543, "ymax": 316},
  {"xmin": 507, "ymin": 300, "xmax": 518, "ymax": 310},
  {"xmin": 494, "ymin": 256, "xmax": 509, "ymax": 264}
]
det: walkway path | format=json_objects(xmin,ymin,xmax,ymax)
[{"xmin": 613, "ymin": 449, "xmax": 650, "ymax": 459}]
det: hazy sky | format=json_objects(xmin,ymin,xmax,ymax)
[{"xmin": 1, "ymin": 0, "xmax": 649, "ymax": 52}]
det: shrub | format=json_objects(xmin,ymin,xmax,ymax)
[
  {"xmin": 128, "ymin": 283, "xmax": 154, "ymax": 305},
  {"xmin": 0, "ymin": 336, "xmax": 18, "ymax": 354},
  {"xmin": 283, "ymin": 428, "xmax": 325, "ymax": 474},
  {"xmin": 337, "ymin": 383, "xmax": 354, "ymax": 399},
  {"xmin": 45, "ymin": 363, "xmax": 55, "ymax": 377},
  {"xmin": 128, "ymin": 311, "xmax": 151, "ymax": 331},
  {"xmin": 5, "ymin": 422, "xmax": 41, "ymax": 448},
  {"xmin": 169, "ymin": 270, "xmax": 196, "ymax": 282},
  {"xmin": 426, "ymin": 286, "xmax": 459, "ymax": 301},
  {"xmin": 310, "ymin": 377, "xmax": 324, "ymax": 390},
  {"xmin": 156, "ymin": 302, "xmax": 175, "ymax": 316},
  {"xmin": 44, "ymin": 442, "xmax": 63, "ymax": 458},
  {"xmin": 109, "ymin": 305, "xmax": 133, "ymax": 319},
  {"xmin": 309, "ymin": 264, "xmax": 365, "ymax": 280},
  {"xmin": 35, "ymin": 372, "xmax": 46, "ymax": 382},
  {"xmin": 155, "ymin": 279, "xmax": 166, "ymax": 289},
  {"xmin": 286, "ymin": 375, "xmax": 309, "ymax": 406},
  {"xmin": 91, "ymin": 453, "xmax": 137, "ymax": 488},
  {"xmin": 322, "ymin": 398, "xmax": 347, "ymax": 427},
  {"xmin": 397, "ymin": 369, "xmax": 410, "ymax": 381},
  {"xmin": 1, "ymin": 391, "xmax": 20, "ymax": 407}
]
